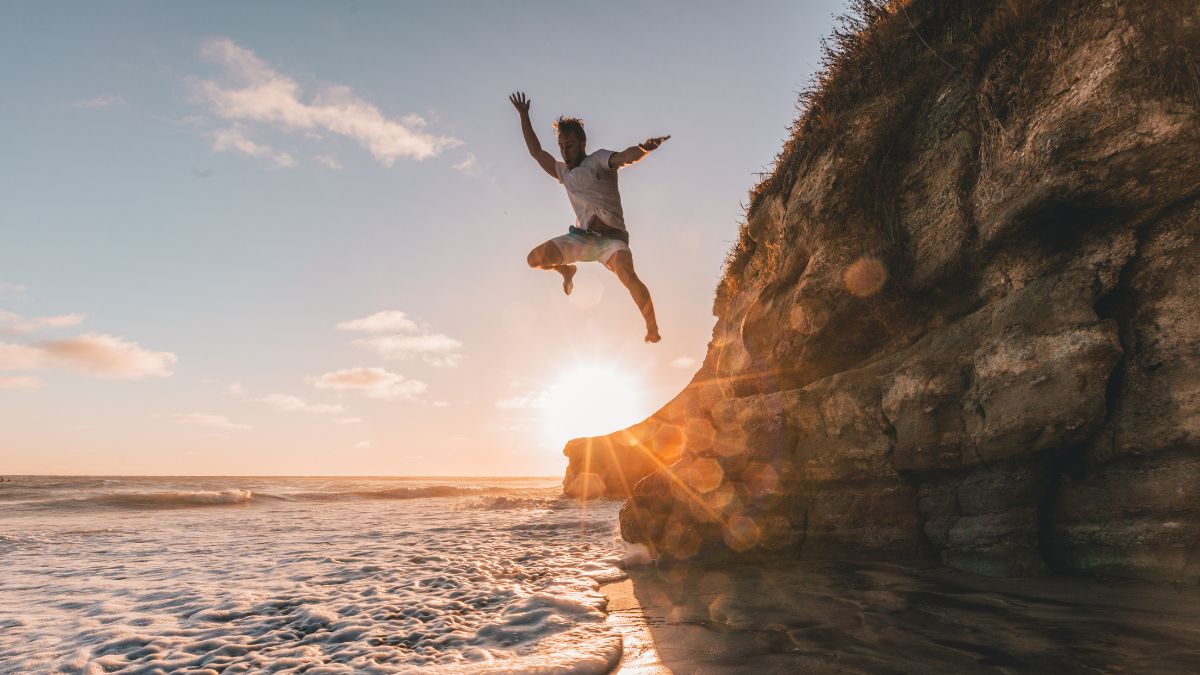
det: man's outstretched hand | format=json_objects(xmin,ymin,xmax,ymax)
[
  {"xmin": 639, "ymin": 135, "xmax": 671, "ymax": 152},
  {"xmin": 509, "ymin": 91, "xmax": 531, "ymax": 115}
]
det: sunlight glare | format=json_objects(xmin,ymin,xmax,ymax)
[{"xmin": 542, "ymin": 363, "xmax": 646, "ymax": 446}]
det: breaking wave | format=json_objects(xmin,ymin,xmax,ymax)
[
  {"xmin": 0, "ymin": 476, "xmax": 627, "ymax": 673},
  {"xmin": 15, "ymin": 485, "xmax": 526, "ymax": 511}
]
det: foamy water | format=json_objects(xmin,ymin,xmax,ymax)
[{"xmin": 0, "ymin": 476, "xmax": 627, "ymax": 674}]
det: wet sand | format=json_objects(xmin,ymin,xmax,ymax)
[{"xmin": 603, "ymin": 560, "xmax": 1200, "ymax": 673}]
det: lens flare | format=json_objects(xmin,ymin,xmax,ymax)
[{"xmin": 844, "ymin": 256, "xmax": 888, "ymax": 297}]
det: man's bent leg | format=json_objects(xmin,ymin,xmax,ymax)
[
  {"xmin": 605, "ymin": 249, "xmax": 660, "ymax": 343},
  {"xmin": 527, "ymin": 241, "xmax": 577, "ymax": 295}
]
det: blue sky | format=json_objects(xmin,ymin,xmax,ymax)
[{"xmin": 0, "ymin": 0, "xmax": 846, "ymax": 475}]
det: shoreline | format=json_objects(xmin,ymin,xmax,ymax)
[
  {"xmin": 600, "ymin": 560, "xmax": 1200, "ymax": 673},
  {"xmin": 602, "ymin": 578, "xmax": 670, "ymax": 674}
]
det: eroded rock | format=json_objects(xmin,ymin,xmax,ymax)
[{"xmin": 563, "ymin": 0, "xmax": 1200, "ymax": 582}]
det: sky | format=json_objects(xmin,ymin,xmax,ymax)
[{"xmin": 0, "ymin": 0, "xmax": 846, "ymax": 476}]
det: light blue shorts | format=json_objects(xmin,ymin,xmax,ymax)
[{"xmin": 548, "ymin": 231, "xmax": 630, "ymax": 265}]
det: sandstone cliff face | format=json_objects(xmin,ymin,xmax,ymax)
[{"xmin": 563, "ymin": 0, "xmax": 1200, "ymax": 581}]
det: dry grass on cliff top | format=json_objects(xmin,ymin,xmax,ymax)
[
  {"xmin": 721, "ymin": 0, "xmax": 1056, "ymax": 293},
  {"xmin": 722, "ymin": 0, "xmax": 1199, "ymax": 300}
]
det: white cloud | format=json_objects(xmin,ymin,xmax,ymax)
[
  {"xmin": 212, "ymin": 127, "xmax": 296, "ymax": 167},
  {"xmin": 308, "ymin": 366, "xmax": 426, "ymax": 400},
  {"xmin": 0, "ymin": 375, "xmax": 41, "ymax": 390},
  {"xmin": 336, "ymin": 416, "xmax": 363, "ymax": 425},
  {"xmin": 337, "ymin": 310, "xmax": 418, "ymax": 333},
  {"xmin": 259, "ymin": 393, "xmax": 345, "ymax": 414},
  {"xmin": 194, "ymin": 37, "xmax": 461, "ymax": 166},
  {"xmin": 39, "ymin": 334, "xmax": 176, "ymax": 379},
  {"xmin": 225, "ymin": 382, "xmax": 248, "ymax": 396},
  {"xmin": 0, "ymin": 333, "xmax": 175, "ymax": 379},
  {"xmin": 670, "ymin": 356, "xmax": 697, "ymax": 369},
  {"xmin": 339, "ymin": 310, "xmax": 463, "ymax": 367},
  {"xmin": 452, "ymin": 153, "xmax": 479, "ymax": 175},
  {"xmin": 353, "ymin": 440, "xmax": 374, "ymax": 449},
  {"xmin": 72, "ymin": 94, "xmax": 126, "ymax": 109},
  {"xmin": 171, "ymin": 412, "xmax": 251, "ymax": 431}
]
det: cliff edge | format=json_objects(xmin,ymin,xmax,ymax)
[{"xmin": 563, "ymin": 0, "xmax": 1199, "ymax": 581}]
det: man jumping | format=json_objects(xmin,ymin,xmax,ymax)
[{"xmin": 509, "ymin": 91, "xmax": 668, "ymax": 343}]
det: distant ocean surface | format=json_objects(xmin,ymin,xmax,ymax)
[{"xmin": 0, "ymin": 476, "xmax": 627, "ymax": 674}]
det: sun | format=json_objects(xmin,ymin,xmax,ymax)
[{"xmin": 542, "ymin": 363, "xmax": 646, "ymax": 446}]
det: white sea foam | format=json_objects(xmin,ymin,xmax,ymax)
[{"xmin": 0, "ymin": 476, "xmax": 625, "ymax": 673}]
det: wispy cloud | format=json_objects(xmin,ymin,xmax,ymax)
[
  {"xmin": 336, "ymin": 416, "xmax": 363, "ymax": 425},
  {"xmin": 0, "ymin": 342, "xmax": 44, "ymax": 370},
  {"xmin": 452, "ymin": 152, "xmax": 479, "ymax": 175},
  {"xmin": 0, "ymin": 375, "xmax": 41, "ymax": 390},
  {"xmin": 495, "ymin": 392, "xmax": 545, "ymax": 410},
  {"xmin": 337, "ymin": 310, "xmax": 418, "ymax": 333},
  {"xmin": 39, "ymin": 334, "xmax": 176, "ymax": 378},
  {"xmin": 171, "ymin": 412, "xmax": 251, "ymax": 431},
  {"xmin": 353, "ymin": 440, "xmax": 374, "ymax": 449},
  {"xmin": 670, "ymin": 356, "xmax": 697, "ymax": 369},
  {"xmin": 259, "ymin": 393, "xmax": 345, "ymax": 414},
  {"xmin": 193, "ymin": 37, "xmax": 461, "ymax": 166},
  {"xmin": 72, "ymin": 94, "xmax": 126, "ymax": 109},
  {"xmin": 315, "ymin": 154, "xmax": 343, "ymax": 170},
  {"xmin": 338, "ymin": 310, "xmax": 463, "ymax": 367},
  {"xmin": 308, "ymin": 366, "xmax": 426, "ymax": 400},
  {"xmin": 354, "ymin": 334, "xmax": 463, "ymax": 367},
  {"xmin": 0, "ymin": 310, "xmax": 86, "ymax": 335},
  {"xmin": 212, "ymin": 127, "xmax": 295, "ymax": 168},
  {"xmin": 227, "ymin": 381, "xmax": 346, "ymax": 415},
  {"xmin": 0, "ymin": 333, "xmax": 176, "ymax": 379}
]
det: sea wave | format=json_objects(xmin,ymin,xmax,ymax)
[
  {"xmin": 31, "ymin": 489, "xmax": 258, "ymax": 510},
  {"xmin": 296, "ymin": 485, "xmax": 507, "ymax": 501},
  {"xmin": 16, "ymin": 485, "xmax": 529, "ymax": 511},
  {"xmin": 458, "ymin": 495, "xmax": 568, "ymax": 511},
  {"xmin": 0, "ymin": 477, "xmax": 626, "ymax": 673}
]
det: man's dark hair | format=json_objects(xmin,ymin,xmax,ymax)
[{"xmin": 553, "ymin": 116, "xmax": 586, "ymax": 143}]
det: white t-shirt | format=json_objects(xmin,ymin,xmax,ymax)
[{"xmin": 555, "ymin": 149, "xmax": 626, "ymax": 232}]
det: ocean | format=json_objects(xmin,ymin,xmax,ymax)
[{"xmin": 0, "ymin": 476, "xmax": 628, "ymax": 674}]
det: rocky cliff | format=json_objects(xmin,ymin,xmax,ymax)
[{"xmin": 563, "ymin": 0, "xmax": 1200, "ymax": 582}]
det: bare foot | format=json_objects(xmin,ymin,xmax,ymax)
[
  {"xmin": 645, "ymin": 326, "xmax": 661, "ymax": 343},
  {"xmin": 559, "ymin": 265, "xmax": 577, "ymax": 295}
]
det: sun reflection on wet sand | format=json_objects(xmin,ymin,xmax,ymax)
[
  {"xmin": 602, "ymin": 579, "xmax": 670, "ymax": 674},
  {"xmin": 602, "ymin": 560, "xmax": 1200, "ymax": 673}
]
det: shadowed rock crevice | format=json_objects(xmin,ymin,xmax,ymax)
[{"xmin": 563, "ymin": 0, "xmax": 1200, "ymax": 582}]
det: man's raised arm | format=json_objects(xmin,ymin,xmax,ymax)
[
  {"xmin": 608, "ymin": 135, "xmax": 671, "ymax": 170},
  {"xmin": 509, "ymin": 92, "xmax": 558, "ymax": 179}
]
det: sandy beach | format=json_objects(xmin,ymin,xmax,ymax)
[{"xmin": 602, "ymin": 560, "xmax": 1200, "ymax": 673}]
